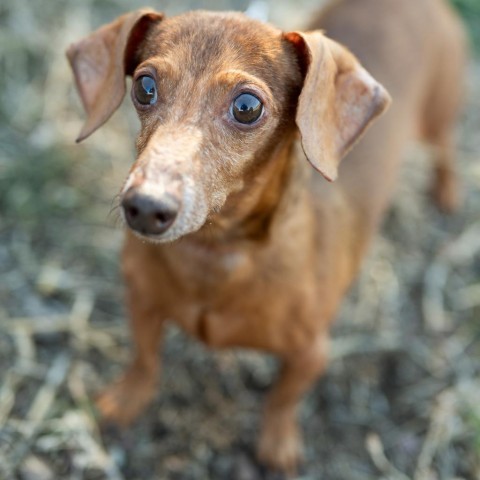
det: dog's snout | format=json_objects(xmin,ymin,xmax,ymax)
[{"xmin": 122, "ymin": 189, "xmax": 179, "ymax": 236}]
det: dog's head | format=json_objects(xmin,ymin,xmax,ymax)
[{"xmin": 67, "ymin": 9, "xmax": 390, "ymax": 242}]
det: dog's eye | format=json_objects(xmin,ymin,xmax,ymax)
[
  {"xmin": 134, "ymin": 75, "xmax": 157, "ymax": 106},
  {"xmin": 232, "ymin": 93, "xmax": 263, "ymax": 124}
]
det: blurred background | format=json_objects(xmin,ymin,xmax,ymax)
[{"xmin": 0, "ymin": 0, "xmax": 479, "ymax": 479}]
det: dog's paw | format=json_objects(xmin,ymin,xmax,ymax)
[
  {"xmin": 96, "ymin": 366, "xmax": 157, "ymax": 426},
  {"xmin": 257, "ymin": 414, "xmax": 304, "ymax": 476}
]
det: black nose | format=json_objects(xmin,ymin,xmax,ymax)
[{"xmin": 121, "ymin": 189, "xmax": 179, "ymax": 236}]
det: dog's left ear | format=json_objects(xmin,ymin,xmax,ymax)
[
  {"xmin": 67, "ymin": 9, "xmax": 164, "ymax": 142},
  {"xmin": 284, "ymin": 31, "xmax": 391, "ymax": 181}
]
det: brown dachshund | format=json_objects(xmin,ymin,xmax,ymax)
[{"xmin": 67, "ymin": 0, "xmax": 466, "ymax": 473}]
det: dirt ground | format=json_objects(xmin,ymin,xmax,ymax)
[{"xmin": 0, "ymin": 1, "xmax": 479, "ymax": 479}]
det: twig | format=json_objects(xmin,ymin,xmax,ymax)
[
  {"xmin": 70, "ymin": 289, "xmax": 95, "ymax": 351},
  {"xmin": 414, "ymin": 389, "xmax": 457, "ymax": 480},
  {"xmin": 26, "ymin": 353, "xmax": 71, "ymax": 423},
  {"xmin": 62, "ymin": 410, "xmax": 125, "ymax": 480},
  {"xmin": 366, "ymin": 432, "xmax": 411, "ymax": 480},
  {"xmin": 0, "ymin": 328, "xmax": 37, "ymax": 423},
  {"xmin": 330, "ymin": 333, "xmax": 403, "ymax": 361},
  {"xmin": 1, "ymin": 315, "xmax": 72, "ymax": 334},
  {"xmin": 8, "ymin": 353, "xmax": 71, "ymax": 471},
  {"xmin": 12, "ymin": 327, "xmax": 36, "ymax": 365},
  {"xmin": 0, "ymin": 371, "xmax": 22, "ymax": 424}
]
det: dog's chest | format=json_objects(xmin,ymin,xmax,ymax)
[
  {"xmin": 167, "ymin": 240, "xmax": 319, "ymax": 351},
  {"xmin": 172, "ymin": 242, "xmax": 254, "ymax": 287}
]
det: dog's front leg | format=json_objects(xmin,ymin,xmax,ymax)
[
  {"xmin": 96, "ymin": 278, "xmax": 164, "ymax": 426},
  {"xmin": 257, "ymin": 334, "xmax": 329, "ymax": 474}
]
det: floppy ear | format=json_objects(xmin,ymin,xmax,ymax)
[
  {"xmin": 284, "ymin": 31, "xmax": 391, "ymax": 181},
  {"xmin": 67, "ymin": 9, "xmax": 164, "ymax": 142}
]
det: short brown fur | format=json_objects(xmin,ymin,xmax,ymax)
[{"xmin": 68, "ymin": 0, "xmax": 466, "ymax": 473}]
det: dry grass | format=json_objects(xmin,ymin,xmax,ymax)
[{"xmin": 0, "ymin": 1, "xmax": 479, "ymax": 479}]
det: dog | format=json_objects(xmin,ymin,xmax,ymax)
[{"xmin": 67, "ymin": 0, "xmax": 466, "ymax": 472}]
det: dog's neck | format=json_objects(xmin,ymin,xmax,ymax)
[{"xmin": 192, "ymin": 131, "xmax": 304, "ymax": 245}]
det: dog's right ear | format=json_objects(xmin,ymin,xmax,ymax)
[{"xmin": 67, "ymin": 9, "xmax": 164, "ymax": 142}]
